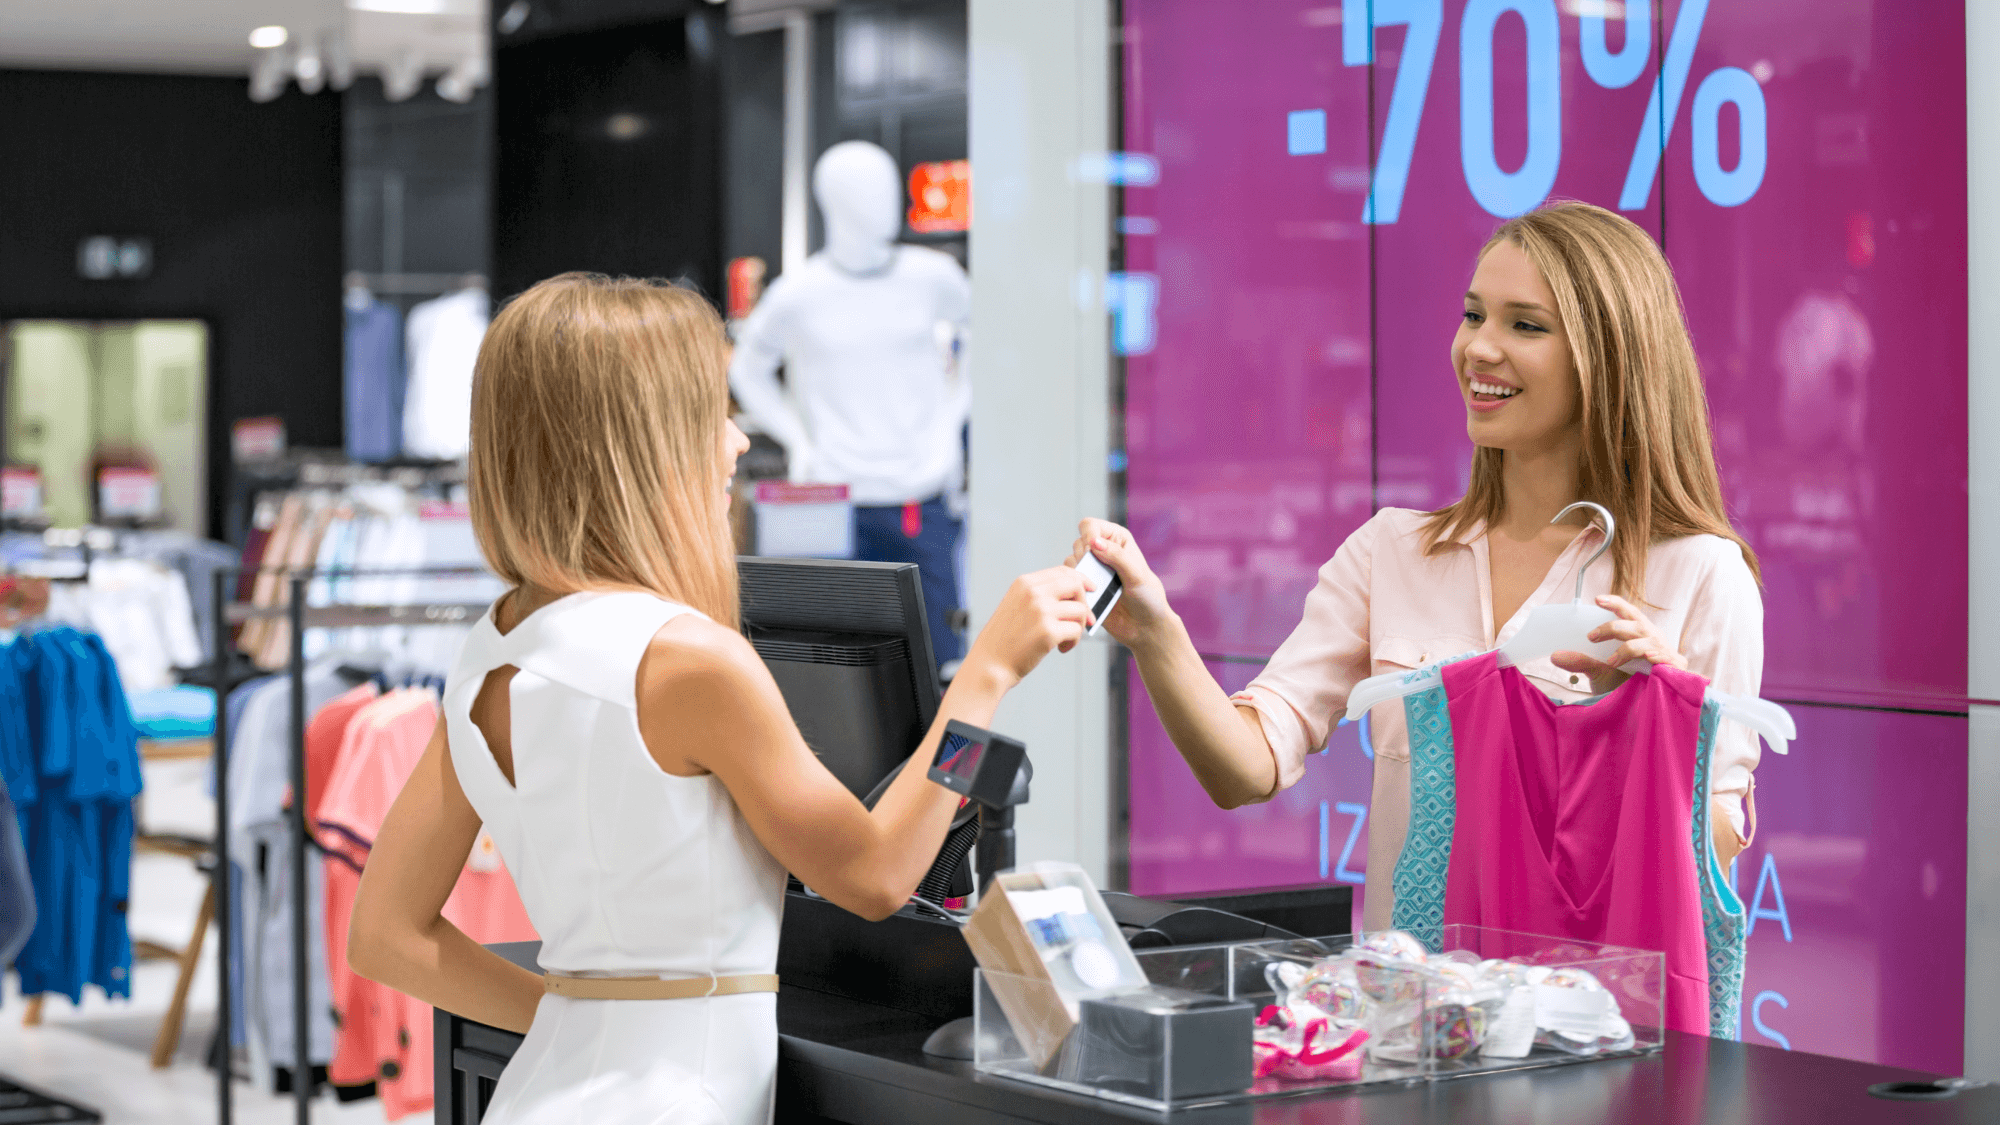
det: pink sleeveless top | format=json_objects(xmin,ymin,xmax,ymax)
[{"xmin": 1433, "ymin": 653, "xmax": 1712, "ymax": 1035}]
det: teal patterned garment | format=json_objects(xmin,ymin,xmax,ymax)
[
  {"xmin": 1387, "ymin": 664, "xmax": 1749, "ymax": 1031},
  {"xmin": 1693, "ymin": 697, "xmax": 1748, "ymax": 1038},
  {"xmin": 1389, "ymin": 659, "xmax": 1467, "ymax": 953}
]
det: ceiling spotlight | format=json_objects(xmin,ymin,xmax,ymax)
[
  {"xmin": 605, "ymin": 112, "xmax": 652, "ymax": 141},
  {"xmin": 294, "ymin": 42, "xmax": 325, "ymax": 94},
  {"xmin": 435, "ymin": 53, "xmax": 490, "ymax": 103},
  {"xmin": 326, "ymin": 34, "xmax": 355, "ymax": 91},
  {"xmin": 382, "ymin": 48, "xmax": 426, "ymax": 102},
  {"xmin": 497, "ymin": 1, "xmax": 531, "ymax": 35},
  {"xmin": 249, "ymin": 44, "xmax": 291, "ymax": 101},
  {"xmin": 249, "ymin": 25, "xmax": 289, "ymax": 49},
  {"xmin": 349, "ymin": 0, "xmax": 452, "ymax": 13}
]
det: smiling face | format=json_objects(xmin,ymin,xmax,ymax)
[{"xmin": 1452, "ymin": 239, "xmax": 1582, "ymax": 455}]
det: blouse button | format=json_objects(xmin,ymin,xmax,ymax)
[
  {"xmin": 1570, "ymin": 674, "xmax": 1581, "ymax": 686},
  {"xmin": 1419, "ymin": 652, "xmax": 1430, "ymax": 664}
]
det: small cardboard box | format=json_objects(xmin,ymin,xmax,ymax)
[{"xmin": 960, "ymin": 863, "xmax": 1146, "ymax": 1069}]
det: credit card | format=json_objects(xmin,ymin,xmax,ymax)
[{"xmin": 1074, "ymin": 554, "xmax": 1123, "ymax": 636}]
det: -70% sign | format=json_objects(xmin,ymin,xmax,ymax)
[{"xmin": 1302, "ymin": 0, "xmax": 1766, "ymax": 222}]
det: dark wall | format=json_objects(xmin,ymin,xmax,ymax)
[
  {"xmin": 0, "ymin": 69, "xmax": 343, "ymax": 536},
  {"xmin": 494, "ymin": 7, "xmax": 728, "ymax": 300},
  {"xmin": 724, "ymin": 27, "xmax": 786, "ymax": 275},
  {"xmin": 346, "ymin": 77, "xmax": 493, "ymax": 279}
]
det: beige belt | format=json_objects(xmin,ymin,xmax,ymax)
[{"xmin": 542, "ymin": 973, "xmax": 780, "ymax": 1000}]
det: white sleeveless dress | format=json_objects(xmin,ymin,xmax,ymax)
[{"xmin": 444, "ymin": 591, "xmax": 788, "ymax": 1125}]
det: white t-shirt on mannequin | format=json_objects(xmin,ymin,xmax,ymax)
[
  {"xmin": 729, "ymin": 246, "xmax": 969, "ymax": 506},
  {"xmin": 402, "ymin": 287, "xmax": 490, "ymax": 461}
]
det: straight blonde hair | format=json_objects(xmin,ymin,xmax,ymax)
[
  {"xmin": 1421, "ymin": 201, "xmax": 1758, "ymax": 602},
  {"xmin": 469, "ymin": 272, "xmax": 739, "ymax": 628}
]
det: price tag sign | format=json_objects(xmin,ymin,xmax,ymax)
[
  {"xmin": 907, "ymin": 160, "xmax": 971, "ymax": 233},
  {"xmin": 753, "ymin": 481, "xmax": 853, "ymax": 558},
  {"xmin": 2, "ymin": 465, "xmax": 43, "ymax": 520},
  {"xmin": 98, "ymin": 467, "xmax": 163, "ymax": 521},
  {"xmin": 232, "ymin": 416, "xmax": 287, "ymax": 463}
]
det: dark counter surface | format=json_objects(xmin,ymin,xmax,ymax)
[
  {"xmin": 456, "ymin": 942, "xmax": 1994, "ymax": 1124},
  {"xmin": 773, "ymin": 985, "xmax": 1992, "ymax": 1125}
]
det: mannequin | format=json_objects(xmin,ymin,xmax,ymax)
[{"xmin": 731, "ymin": 141, "xmax": 972, "ymax": 668}]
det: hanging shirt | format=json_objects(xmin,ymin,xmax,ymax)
[
  {"xmin": 318, "ymin": 690, "xmax": 536, "ymax": 1118},
  {"xmin": 226, "ymin": 666, "xmax": 349, "ymax": 1077},
  {"xmin": 402, "ymin": 289, "xmax": 490, "ymax": 461},
  {"xmin": 730, "ymin": 247, "xmax": 971, "ymax": 505},
  {"xmin": 9, "ymin": 629, "xmax": 141, "ymax": 1004},
  {"xmin": 1388, "ymin": 651, "xmax": 1745, "ymax": 1038},
  {"xmin": 119, "ymin": 530, "xmax": 240, "ymax": 658},
  {"xmin": 346, "ymin": 300, "xmax": 407, "ymax": 463},
  {"xmin": 0, "ymin": 773, "xmax": 34, "ymax": 974},
  {"xmin": 73, "ymin": 558, "xmax": 203, "ymax": 695},
  {"xmin": 1229, "ymin": 507, "xmax": 1764, "ymax": 932}
]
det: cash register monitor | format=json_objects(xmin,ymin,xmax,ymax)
[{"xmin": 737, "ymin": 557, "xmax": 942, "ymax": 799}]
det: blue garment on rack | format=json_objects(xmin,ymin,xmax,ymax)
[
  {"xmin": 0, "ymin": 773, "xmax": 34, "ymax": 979},
  {"xmin": 8, "ymin": 627, "xmax": 143, "ymax": 1004},
  {"xmin": 346, "ymin": 299, "xmax": 407, "ymax": 462}
]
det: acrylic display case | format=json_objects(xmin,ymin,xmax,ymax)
[{"xmin": 973, "ymin": 926, "xmax": 1666, "ymax": 1110}]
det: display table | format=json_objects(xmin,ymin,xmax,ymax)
[{"xmin": 435, "ymin": 942, "xmax": 1993, "ymax": 1124}]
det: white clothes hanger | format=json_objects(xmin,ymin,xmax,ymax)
[
  {"xmin": 1493, "ymin": 501, "xmax": 1624, "ymax": 670},
  {"xmin": 1341, "ymin": 502, "xmax": 1795, "ymax": 754}
]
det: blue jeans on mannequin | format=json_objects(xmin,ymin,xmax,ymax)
[{"xmin": 852, "ymin": 497, "xmax": 963, "ymax": 668}]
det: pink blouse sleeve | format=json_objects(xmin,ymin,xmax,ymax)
[
  {"xmin": 1677, "ymin": 538, "xmax": 1765, "ymax": 845},
  {"xmin": 1229, "ymin": 512, "xmax": 1381, "ymax": 797}
]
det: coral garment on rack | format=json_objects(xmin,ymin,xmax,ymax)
[{"xmin": 317, "ymin": 689, "xmax": 536, "ymax": 1119}]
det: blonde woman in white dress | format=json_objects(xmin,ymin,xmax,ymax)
[{"xmin": 347, "ymin": 273, "xmax": 1094, "ymax": 1124}]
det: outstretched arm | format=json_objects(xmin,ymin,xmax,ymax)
[
  {"xmin": 648, "ymin": 568, "xmax": 1095, "ymax": 920},
  {"xmin": 1065, "ymin": 520, "xmax": 1278, "ymax": 808}
]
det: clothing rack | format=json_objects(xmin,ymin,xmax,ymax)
[{"xmin": 209, "ymin": 565, "xmax": 497, "ymax": 1125}]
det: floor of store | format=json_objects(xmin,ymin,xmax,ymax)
[{"xmin": 0, "ymin": 755, "xmax": 425, "ymax": 1124}]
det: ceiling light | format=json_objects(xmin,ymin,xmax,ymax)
[
  {"xmin": 349, "ymin": 0, "xmax": 452, "ymax": 13},
  {"xmin": 435, "ymin": 53, "xmax": 490, "ymax": 103},
  {"xmin": 249, "ymin": 25, "xmax": 289, "ymax": 49},
  {"xmin": 249, "ymin": 45, "xmax": 290, "ymax": 101},
  {"xmin": 382, "ymin": 49, "xmax": 426, "ymax": 102}
]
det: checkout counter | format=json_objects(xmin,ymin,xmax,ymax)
[
  {"xmin": 434, "ymin": 560, "xmax": 1991, "ymax": 1122},
  {"xmin": 434, "ymin": 889, "xmax": 1993, "ymax": 1124}
]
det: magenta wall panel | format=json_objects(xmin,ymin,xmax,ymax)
[
  {"xmin": 1369, "ymin": 0, "xmax": 1665, "ymax": 513},
  {"xmin": 1119, "ymin": 0, "xmax": 1374, "ymax": 658},
  {"xmin": 1729, "ymin": 705, "xmax": 1966, "ymax": 1074},
  {"xmin": 1660, "ymin": 0, "xmax": 1968, "ymax": 710},
  {"xmin": 1120, "ymin": 0, "xmax": 1969, "ymax": 1074},
  {"xmin": 1127, "ymin": 657, "xmax": 1377, "ymax": 924}
]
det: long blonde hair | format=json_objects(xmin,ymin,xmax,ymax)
[
  {"xmin": 468, "ymin": 272, "xmax": 739, "ymax": 628},
  {"xmin": 1421, "ymin": 201, "xmax": 1757, "ymax": 602}
]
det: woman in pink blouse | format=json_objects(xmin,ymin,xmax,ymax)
[{"xmin": 1070, "ymin": 201, "xmax": 1764, "ymax": 931}]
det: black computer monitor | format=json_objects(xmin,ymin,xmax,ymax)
[
  {"xmin": 738, "ymin": 556, "xmax": 980, "ymax": 903},
  {"xmin": 737, "ymin": 557, "xmax": 942, "ymax": 798}
]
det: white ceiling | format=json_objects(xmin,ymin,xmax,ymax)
[{"xmin": 0, "ymin": 0, "xmax": 483, "ymax": 77}]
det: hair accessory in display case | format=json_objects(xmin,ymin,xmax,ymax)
[{"xmin": 973, "ymin": 925, "xmax": 1664, "ymax": 1110}]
